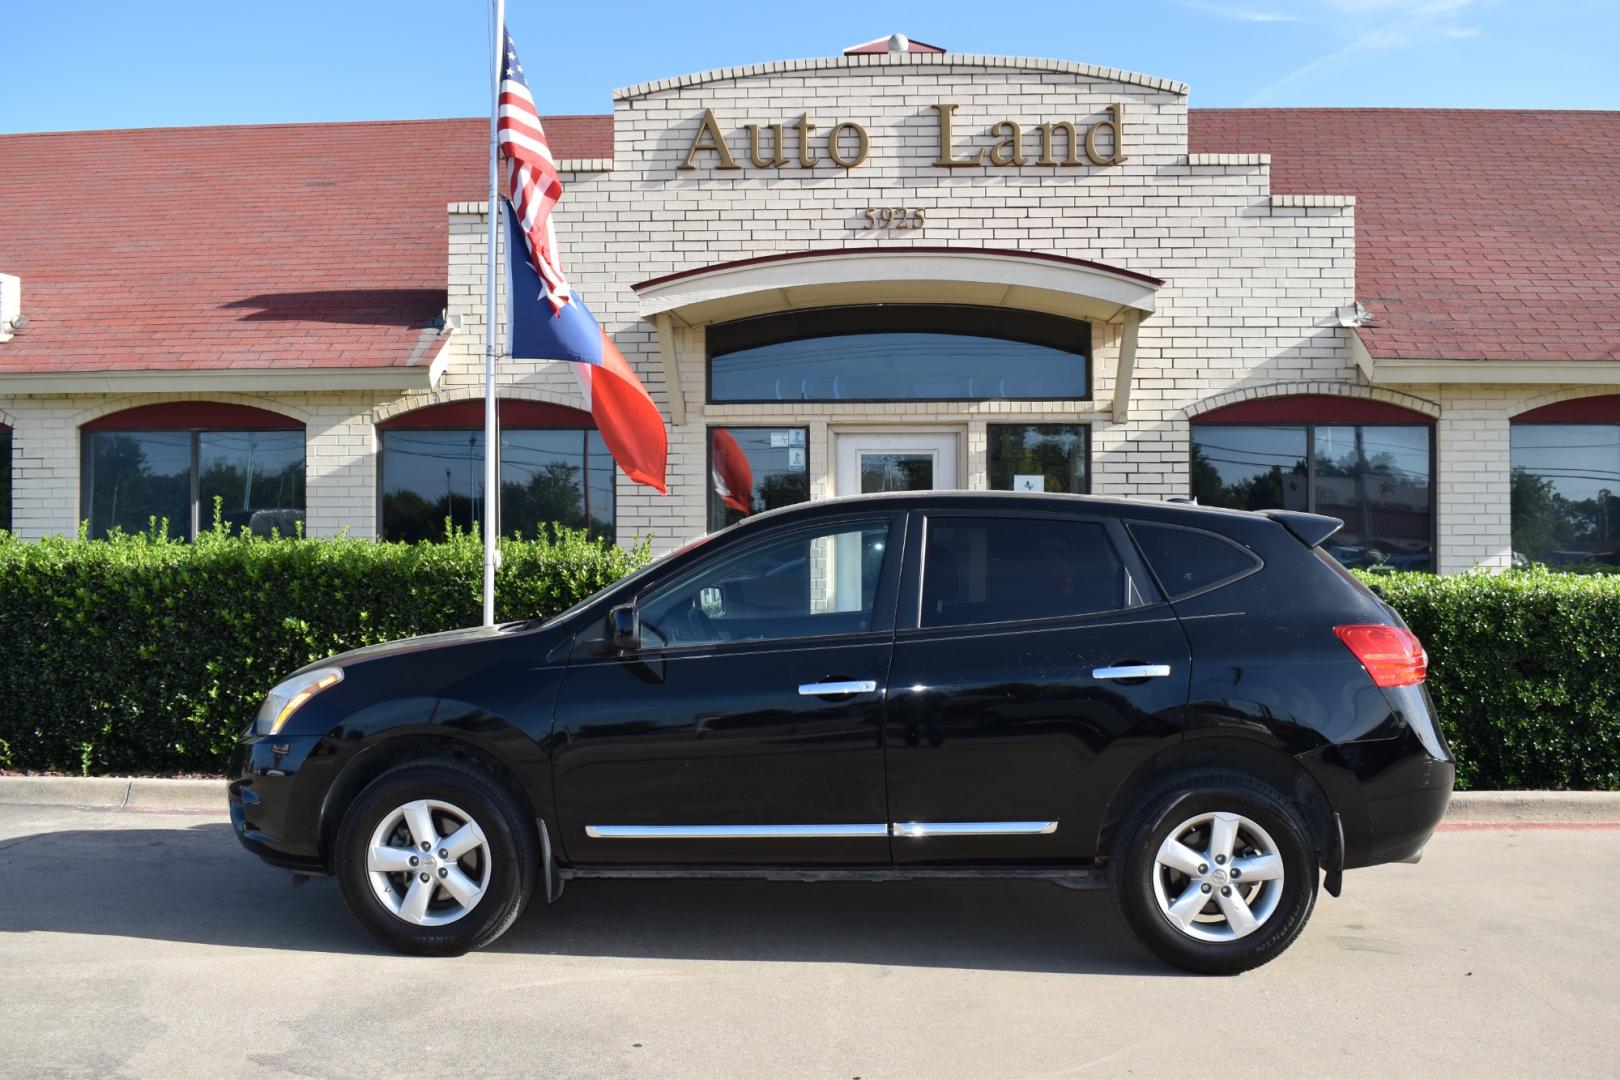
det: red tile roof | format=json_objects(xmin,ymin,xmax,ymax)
[
  {"xmin": 2, "ymin": 108, "xmax": 1615, "ymax": 374},
  {"xmin": 1190, "ymin": 108, "xmax": 1620, "ymax": 362}
]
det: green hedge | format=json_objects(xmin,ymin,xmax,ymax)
[
  {"xmin": 1357, "ymin": 568, "xmax": 1620, "ymax": 791},
  {"xmin": 0, "ymin": 524, "xmax": 649, "ymax": 776}
]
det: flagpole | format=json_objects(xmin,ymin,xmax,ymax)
[{"xmin": 482, "ymin": 0, "xmax": 506, "ymax": 626}]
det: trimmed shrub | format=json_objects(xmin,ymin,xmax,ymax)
[
  {"xmin": 1358, "ymin": 568, "xmax": 1620, "ymax": 791},
  {"xmin": 0, "ymin": 523, "xmax": 649, "ymax": 776}
]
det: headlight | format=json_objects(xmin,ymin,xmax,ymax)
[{"xmin": 255, "ymin": 668, "xmax": 344, "ymax": 735}]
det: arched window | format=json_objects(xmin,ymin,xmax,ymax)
[
  {"xmin": 80, "ymin": 403, "xmax": 305, "ymax": 540},
  {"xmin": 1510, "ymin": 395, "xmax": 1620, "ymax": 570},
  {"xmin": 0, "ymin": 421, "xmax": 11, "ymax": 534},
  {"xmin": 706, "ymin": 305, "xmax": 1091, "ymax": 403},
  {"xmin": 378, "ymin": 400, "xmax": 613, "ymax": 543},
  {"xmin": 1190, "ymin": 395, "xmax": 1434, "ymax": 572}
]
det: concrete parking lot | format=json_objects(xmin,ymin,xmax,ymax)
[{"xmin": 1, "ymin": 803, "xmax": 1616, "ymax": 1079}]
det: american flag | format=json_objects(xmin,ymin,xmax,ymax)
[{"xmin": 497, "ymin": 31, "xmax": 572, "ymax": 310}]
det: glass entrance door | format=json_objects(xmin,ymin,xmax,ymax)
[{"xmin": 834, "ymin": 434, "xmax": 959, "ymax": 496}]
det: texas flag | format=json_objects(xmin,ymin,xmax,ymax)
[
  {"xmin": 504, "ymin": 201, "xmax": 668, "ymax": 494},
  {"xmin": 710, "ymin": 429, "xmax": 755, "ymax": 515}
]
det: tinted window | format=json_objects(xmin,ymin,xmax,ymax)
[
  {"xmin": 199, "ymin": 431, "xmax": 306, "ymax": 537},
  {"xmin": 1510, "ymin": 424, "xmax": 1620, "ymax": 570},
  {"xmin": 1131, "ymin": 523, "xmax": 1259, "ymax": 599},
  {"xmin": 988, "ymin": 424, "xmax": 1088, "ymax": 493},
  {"xmin": 708, "ymin": 305, "xmax": 1089, "ymax": 403},
  {"xmin": 922, "ymin": 517, "xmax": 1125, "ymax": 628},
  {"xmin": 707, "ymin": 427, "xmax": 810, "ymax": 531},
  {"xmin": 0, "ymin": 429, "xmax": 10, "ymax": 533},
  {"xmin": 1191, "ymin": 423, "xmax": 1432, "ymax": 572},
  {"xmin": 640, "ymin": 520, "xmax": 893, "ymax": 648},
  {"xmin": 380, "ymin": 428, "xmax": 614, "ymax": 543}
]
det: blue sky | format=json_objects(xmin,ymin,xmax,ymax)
[{"xmin": 3, "ymin": 0, "xmax": 1616, "ymax": 133}]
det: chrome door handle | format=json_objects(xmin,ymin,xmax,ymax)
[
  {"xmin": 1092, "ymin": 664, "xmax": 1172, "ymax": 680},
  {"xmin": 798, "ymin": 680, "xmax": 878, "ymax": 696}
]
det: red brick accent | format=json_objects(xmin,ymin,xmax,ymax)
[
  {"xmin": 1512, "ymin": 394, "xmax": 1620, "ymax": 423},
  {"xmin": 378, "ymin": 399, "xmax": 594, "ymax": 429},
  {"xmin": 1194, "ymin": 394, "xmax": 1434, "ymax": 424},
  {"xmin": 82, "ymin": 402, "xmax": 303, "ymax": 431}
]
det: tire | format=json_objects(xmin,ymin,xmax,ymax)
[
  {"xmin": 335, "ymin": 758, "xmax": 541, "ymax": 956},
  {"xmin": 1110, "ymin": 769, "xmax": 1318, "ymax": 975}
]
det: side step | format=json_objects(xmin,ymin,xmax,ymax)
[{"xmin": 560, "ymin": 864, "xmax": 1105, "ymax": 890}]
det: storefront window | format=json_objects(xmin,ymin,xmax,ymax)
[
  {"xmin": 1192, "ymin": 421, "xmax": 1432, "ymax": 571},
  {"xmin": 0, "ymin": 427, "xmax": 11, "ymax": 533},
  {"xmin": 1510, "ymin": 424, "xmax": 1620, "ymax": 570},
  {"xmin": 707, "ymin": 427, "xmax": 811, "ymax": 531},
  {"xmin": 708, "ymin": 306, "xmax": 1089, "ymax": 403},
  {"xmin": 81, "ymin": 404, "xmax": 306, "ymax": 540},
  {"xmin": 380, "ymin": 428, "xmax": 614, "ymax": 543},
  {"xmin": 988, "ymin": 424, "xmax": 1089, "ymax": 494}
]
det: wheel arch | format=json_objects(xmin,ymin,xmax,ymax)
[{"xmin": 1097, "ymin": 734, "xmax": 1339, "ymax": 875}]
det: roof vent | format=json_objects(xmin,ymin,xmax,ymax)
[
  {"xmin": 0, "ymin": 274, "xmax": 20, "ymax": 343},
  {"xmin": 842, "ymin": 33, "xmax": 947, "ymax": 55}
]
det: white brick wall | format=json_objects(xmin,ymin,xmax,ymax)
[{"xmin": 2, "ymin": 53, "xmax": 1612, "ymax": 572}]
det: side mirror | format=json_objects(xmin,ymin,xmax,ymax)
[{"xmin": 609, "ymin": 603, "xmax": 641, "ymax": 652}]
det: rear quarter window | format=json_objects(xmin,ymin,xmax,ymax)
[{"xmin": 1129, "ymin": 522, "xmax": 1261, "ymax": 599}]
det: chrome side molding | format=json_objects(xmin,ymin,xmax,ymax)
[{"xmin": 585, "ymin": 821, "xmax": 1059, "ymax": 839}]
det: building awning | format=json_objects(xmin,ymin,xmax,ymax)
[{"xmin": 631, "ymin": 246, "xmax": 1162, "ymax": 422}]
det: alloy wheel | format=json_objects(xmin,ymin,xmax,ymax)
[
  {"xmin": 1151, "ymin": 811, "xmax": 1285, "ymax": 942},
  {"xmin": 366, "ymin": 799, "xmax": 492, "ymax": 927}
]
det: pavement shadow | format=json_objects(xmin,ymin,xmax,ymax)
[{"xmin": 0, "ymin": 821, "xmax": 1166, "ymax": 976}]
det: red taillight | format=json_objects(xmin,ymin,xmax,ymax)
[{"xmin": 1334, "ymin": 624, "xmax": 1427, "ymax": 688}]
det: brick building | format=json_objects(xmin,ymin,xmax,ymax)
[{"xmin": 3, "ymin": 40, "xmax": 1618, "ymax": 572}]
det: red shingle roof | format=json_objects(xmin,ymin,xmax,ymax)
[
  {"xmin": 2, "ymin": 108, "xmax": 1615, "ymax": 374},
  {"xmin": 1190, "ymin": 108, "xmax": 1620, "ymax": 362}
]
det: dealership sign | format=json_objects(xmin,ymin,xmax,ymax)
[{"xmin": 679, "ymin": 103, "xmax": 1128, "ymax": 172}]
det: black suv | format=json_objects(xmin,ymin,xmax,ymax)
[{"xmin": 231, "ymin": 492, "xmax": 1453, "ymax": 973}]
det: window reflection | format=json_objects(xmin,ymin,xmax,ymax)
[
  {"xmin": 1511, "ymin": 424, "xmax": 1620, "ymax": 570},
  {"xmin": 1191, "ymin": 423, "xmax": 1432, "ymax": 571},
  {"xmin": 199, "ymin": 431, "xmax": 306, "ymax": 537},
  {"xmin": 707, "ymin": 427, "xmax": 810, "ymax": 532},
  {"xmin": 988, "ymin": 424, "xmax": 1089, "ymax": 493},
  {"xmin": 83, "ymin": 431, "xmax": 195, "ymax": 539},
  {"xmin": 0, "ymin": 430, "xmax": 10, "ymax": 533},
  {"xmin": 380, "ymin": 428, "xmax": 614, "ymax": 543}
]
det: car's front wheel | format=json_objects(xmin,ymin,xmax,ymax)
[
  {"xmin": 1111, "ymin": 770, "xmax": 1318, "ymax": 974},
  {"xmin": 335, "ymin": 759, "xmax": 540, "ymax": 955}
]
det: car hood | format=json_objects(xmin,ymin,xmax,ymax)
[{"xmin": 298, "ymin": 622, "xmax": 550, "ymax": 674}]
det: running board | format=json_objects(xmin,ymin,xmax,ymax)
[{"xmin": 559, "ymin": 864, "xmax": 1104, "ymax": 889}]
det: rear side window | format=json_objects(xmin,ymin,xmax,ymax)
[
  {"xmin": 1130, "ymin": 523, "xmax": 1259, "ymax": 599},
  {"xmin": 922, "ymin": 517, "xmax": 1126, "ymax": 628}
]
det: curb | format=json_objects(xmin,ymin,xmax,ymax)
[
  {"xmin": 1, "ymin": 777, "xmax": 1619, "ymax": 821},
  {"xmin": 0, "ymin": 775, "xmax": 224, "ymax": 812}
]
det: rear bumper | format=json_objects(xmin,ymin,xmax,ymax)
[{"xmin": 1301, "ymin": 732, "xmax": 1454, "ymax": 870}]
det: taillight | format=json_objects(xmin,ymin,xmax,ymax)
[{"xmin": 1334, "ymin": 624, "xmax": 1427, "ymax": 687}]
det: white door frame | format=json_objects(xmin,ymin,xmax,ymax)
[{"xmin": 833, "ymin": 431, "xmax": 961, "ymax": 497}]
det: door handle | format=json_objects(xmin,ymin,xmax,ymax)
[
  {"xmin": 1092, "ymin": 664, "xmax": 1172, "ymax": 680},
  {"xmin": 798, "ymin": 680, "xmax": 878, "ymax": 696}
]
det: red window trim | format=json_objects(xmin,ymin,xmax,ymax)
[
  {"xmin": 377, "ymin": 400, "xmax": 595, "ymax": 430},
  {"xmin": 82, "ymin": 402, "xmax": 303, "ymax": 432},
  {"xmin": 1512, "ymin": 395, "xmax": 1620, "ymax": 424},
  {"xmin": 1194, "ymin": 395, "xmax": 1434, "ymax": 425}
]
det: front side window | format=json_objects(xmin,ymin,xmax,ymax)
[
  {"xmin": 988, "ymin": 424, "xmax": 1089, "ymax": 493},
  {"xmin": 708, "ymin": 305, "xmax": 1090, "ymax": 403},
  {"xmin": 1191, "ymin": 423, "xmax": 1432, "ymax": 572},
  {"xmin": 1511, "ymin": 423, "xmax": 1620, "ymax": 569},
  {"xmin": 380, "ymin": 428, "xmax": 614, "ymax": 543},
  {"xmin": 922, "ymin": 516, "xmax": 1126, "ymax": 628},
  {"xmin": 83, "ymin": 427, "xmax": 306, "ymax": 540},
  {"xmin": 640, "ymin": 520, "xmax": 893, "ymax": 648},
  {"xmin": 707, "ymin": 427, "xmax": 810, "ymax": 532}
]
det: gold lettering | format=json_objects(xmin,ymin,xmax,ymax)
[
  {"xmin": 743, "ymin": 122, "xmax": 788, "ymax": 168},
  {"xmin": 826, "ymin": 121, "xmax": 869, "ymax": 168},
  {"xmin": 793, "ymin": 113, "xmax": 819, "ymax": 168},
  {"xmin": 988, "ymin": 120, "xmax": 1025, "ymax": 167},
  {"xmin": 1084, "ymin": 103, "xmax": 1128, "ymax": 167},
  {"xmin": 1037, "ymin": 121, "xmax": 1081, "ymax": 166},
  {"xmin": 679, "ymin": 108, "xmax": 741, "ymax": 170},
  {"xmin": 931, "ymin": 104, "xmax": 985, "ymax": 168}
]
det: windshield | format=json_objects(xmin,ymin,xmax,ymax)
[{"xmin": 540, "ymin": 531, "xmax": 721, "ymax": 628}]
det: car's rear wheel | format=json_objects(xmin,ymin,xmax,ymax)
[
  {"xmin": 1110, "ymin": 770, "xmax": 1318, "ymax": 974},
  {"xmin": 335, "ymin": 759, "xmax": 539, "ymax": 955}
]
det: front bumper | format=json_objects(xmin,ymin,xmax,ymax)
[{"xmin": 229, "ymin": 732, "xmax": 331, "ymax": 874}]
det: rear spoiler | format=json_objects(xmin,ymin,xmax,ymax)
[{"xmin": 1260, "ymin": 510, "xmax": 1344, "ymax": 549}]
